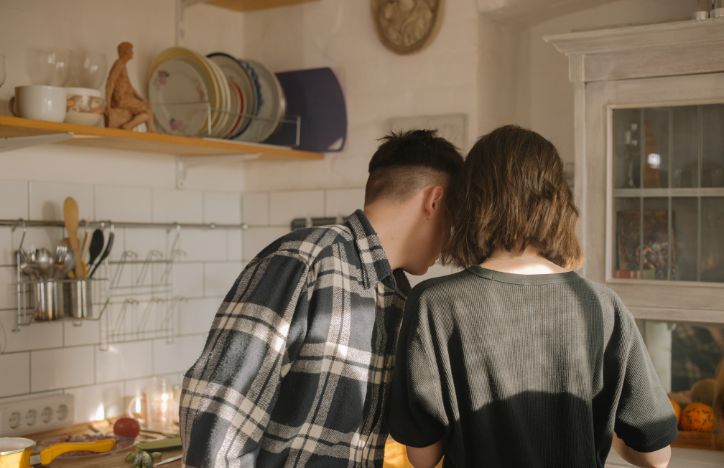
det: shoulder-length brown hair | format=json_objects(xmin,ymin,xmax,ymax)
[{"xmin": 443, "ymin": 125, "xmax": 583, "ymax": 269}]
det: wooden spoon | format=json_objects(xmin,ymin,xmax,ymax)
[{"xmin": 63, "ymin": 197, "xmax": 83, "ymax": 278}]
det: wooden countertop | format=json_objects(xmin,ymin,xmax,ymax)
[{"xmin": 28, "ymin": 421, "xmax": 182, "ymax": 468}]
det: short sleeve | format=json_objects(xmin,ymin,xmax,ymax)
[
  {"xmin": 614, "ymin": 305, "xmax": 678, "ymax": 452},
  {"xmin": 389, "ymin": 289, "xmax": 447, "ymax": 447}
]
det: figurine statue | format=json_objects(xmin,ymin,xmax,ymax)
[{"xmin": 105, "ymin": 42, "xmax": 155, "ymax": 132}]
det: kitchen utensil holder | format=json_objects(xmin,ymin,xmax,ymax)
[
  {"xmin": 6, "ymin": 218, "xmax": 243, "ymax": 346},
  {"xmin": 12, "ymin": 277, "xmax": 104, "ymax": 328},
  {"xmin": 31, "ymin": 279, "xmax": 65, "ymax": 321}
]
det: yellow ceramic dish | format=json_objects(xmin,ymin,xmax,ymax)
[{"xmin": 0, "ymin": 437, "xmax": 115, "ymax": 468}]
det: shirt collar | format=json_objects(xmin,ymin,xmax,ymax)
[{"xmin": 346, "ymin": 210, "xmax": 395, "ymax": 289}]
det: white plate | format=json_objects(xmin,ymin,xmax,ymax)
[
  {"xmin": 149, "ymin": 57, "xmax": 211, "ymax": 136},
  {"xmin": 237, "ymin": 60, "xmax": 285, "ymax": 143},
  {"xmin": 207, "ymin": 53, "xmax": 256, "ymax": 139},
  {"xmin": 205, "ymin": 57, "xmax": 232, "ymax": 137}
]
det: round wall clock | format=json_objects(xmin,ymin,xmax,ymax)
[{"xmin": 371, "ymin": 0, "xmax": 442, "ymax": 54}]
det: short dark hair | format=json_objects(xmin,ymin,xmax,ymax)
[
  {"xmin": 443, "ymin": 125, "xmax": 582, "ymax": 269},
  {"xmin": 364, "ymin": 129, "xmax": 463, "ymax": 205}
]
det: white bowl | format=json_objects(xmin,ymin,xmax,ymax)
[{"xmin": 65, "ymin": 87, "xmax": 104, "ymax": 126}]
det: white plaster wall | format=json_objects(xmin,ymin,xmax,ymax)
[
  {"xmin": 0, "ymin": 0, "xmax": 251, "ymax": 423},
  {"xmin": 515, "ymin": 0, "xmax": 692, "ymax": 163},
  {"xmin": 238, "ymin": 0, "xmax": 484, "ymax": 192}
]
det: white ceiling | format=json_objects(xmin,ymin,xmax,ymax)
[{"xmin": 475, "ymin": 0, "xmax": 622, "ymax": 25}]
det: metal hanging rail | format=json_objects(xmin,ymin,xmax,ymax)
[{"xmin": 0, "ymin": 218, "xmax": 248, "ymax": 230}]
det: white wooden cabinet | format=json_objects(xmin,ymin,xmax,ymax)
[
  {"xmin": 546, "ymin": 19, "xmax": 724, "ymax": 324},
  {"xmin": 547, "ymin": 19, "xmax": 724, "ymax": 461}
]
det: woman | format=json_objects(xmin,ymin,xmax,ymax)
[{"xmin": 388, "ymin": 126, "xmax": 677, "ymax": 467}]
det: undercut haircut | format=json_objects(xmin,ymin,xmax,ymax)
[
  {"xmin": 443, "ymin": 125, "xmax": 583, "ymax": 269},
  {"xmin": 364, "ymin": 130, "xmax": 463, "ymax": 206}
]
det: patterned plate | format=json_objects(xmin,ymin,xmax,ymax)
[
  {"xmin": 149, "ymin": 48, "xmax": 218, "ymax": 137},
  {"xmin": 237, "ymin": 60, "xmax": 286, "ymax": 143}
]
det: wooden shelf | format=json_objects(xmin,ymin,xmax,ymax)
[
  {"xmin": 206, "ymin": 0, "xmax": 318, "ymax": 12},
  {"xmin": 0, "ymin": 115, "xmax": 323, "ymax": 161}
]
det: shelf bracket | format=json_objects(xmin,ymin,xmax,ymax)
[
  {"xmin": 175, "ymin": 153, "xmax": 261, "ymax": 188},
  {"xmin": 176, "ymin": 0, "xmax": 210, "ymax": 46},
  {"xmin": 0, "ymin": 133, "xmax": 74, "ymax": 154}
]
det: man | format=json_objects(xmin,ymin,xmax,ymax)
[{"xmin": 180, "ymin": 130, "xmax": 463, "ymax": 467}]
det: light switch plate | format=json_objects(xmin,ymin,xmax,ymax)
[{"xmin": 0, "ymin": 394, "xmax": 74, "ymax": 436}]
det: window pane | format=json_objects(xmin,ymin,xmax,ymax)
[
  {"xmin": 614, "ymin": 197, "xmax": 641, "ymax": 278},
  {"xmin": 642, "ymin": 109, "xmax": 670, "ymax": 189},
  {"xmin": 701, "ymin": 198, "xmax": 724, "ymax": 283},
  {"xmin": 671, "ymin": 198, "xmax": 698, "ymax": 281},
  {"xmin": 671, "ymin": 106, "xmax": 699, "ymax": 189},
  {"xmin": 702, "ymin": 105, "xmax": 724, "ymax": 188},
  {"xmin": 613, "ymin": 109, "xmax": 642, "ymax": 189}
]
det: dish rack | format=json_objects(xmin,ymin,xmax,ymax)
[
  {"xmin": 151, "ymin": 101, "xmax": 302, "ymax": 146},
  {"xmin": 8, "ymin": 220, "xmax": 192, "ymax": 349},
  {"xmin": 98, "ymin": 227, "xmax": 186, "ymax": 350}
]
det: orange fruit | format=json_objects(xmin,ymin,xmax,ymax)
[
  {"xmin": 680, "ymin": 402, "xmax": 715, "ymax": 432},
  {"xmin": 670, "ymin": 398, "xmax": 681, "ymax": 422}
]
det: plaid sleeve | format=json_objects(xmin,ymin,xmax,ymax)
[{"xmin": 180, "ymin": 251, "xmax": 312, "ymax": 467}]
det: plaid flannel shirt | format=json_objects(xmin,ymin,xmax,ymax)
[{"xmin": 180, "ymin": 210, "xmax": 409, "ymax": 467}]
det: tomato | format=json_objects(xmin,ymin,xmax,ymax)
[{"xmin": 113, "ymin": 417, "xmax": 141, "ymax": 438}]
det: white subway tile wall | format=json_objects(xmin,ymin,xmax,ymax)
[
  {"xmin": 0, "ymin": 183, "xmax": 246, "ymax": 423},
  {"xmin": 203, "ymin": 192, "xmax": 242, "ymax": 225},
  {"xmin": 0, "ymin": 228, "xmax": 14, "ymax": 266},
  {"xmin": 227, "ymin": 230, "xmax": 243, "ymax": 261},
  {"xmin": 29, "ymin": 182, "xmax": 94, "ymax": 221},
  {"xmin": 0, "ymin": 311, "xmax": 64, "ymax": 352},
  {"xmin": 325, "ymin": 189, "xmax": 365, "ymax": 218},
  {"xmin": 94, "ymin": 186, "xmax": 153, "ymax": 223},
  {"xmin": 242, "ymin": 227, "xmax": 288, "ymax": 262},
  {"xmin": 0, "ymin": 352, "xmax": 30, "ymax": 397},
  {"xmin": 0, "ymin": 267, "xmax": 15, "ymax": 310},
  {"xmin": 31, "ymin": 346, "xmax": 95, "ymax": 392},
  {"xmin": 242, "ymin": 192, "xmax": 269, "ymax": 227},
  {"xmin": 95, "ymin": 341, "xmax": 154, "ymax": 384},
  {"xmin": 152, "ymin": 335, "xmax": 206, "ymax": 375},
  {"xmin": 65, "ymin": 382, "xmax": 125, "ymax": 422},
  {"xmin": 0, "ymin": 181, "xmax": 29, "ymax": 220},
  {"xmin": 152, "ymin": 189, "xmax": 204, "ymax": 224},
  {"xmin": 178, "ymin": 298, "xmax": 219, "ymax": 336},
  {"xmin": 269, "ymin": 191, "xmax": 325, "ymax": 226},
  {"xmin": 63, "ymin": 320, "xmax": 101, "ymax": 347},
  {"xmin": 178, "ymin": 229, "xmax": 227, "ymax": 262},
  {"xmin": 0, "ymin": 182, "xmax": 459, "ymax": 425}
]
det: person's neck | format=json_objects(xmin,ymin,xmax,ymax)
[
  {"xmin": 480, "ymin": 246, "xmax": 569, "ymax": 275},
  {"xmin": 363, "ymin": 204, "xmax": 409, "ymax": 271}
]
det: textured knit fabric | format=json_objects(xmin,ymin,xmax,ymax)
[
  {"xmin": 389, "ymin": 266, "xmax": 677, "ymax": 468},
  {"xmin": 180, "ymin": 210, "xmax": 409, "ymax": 467}
]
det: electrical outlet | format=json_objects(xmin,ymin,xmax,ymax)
[{"xmin": 0, "ymin": 394, "xmax": 74, "ymax": 436}]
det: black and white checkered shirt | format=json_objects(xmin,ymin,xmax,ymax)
[{"xmin": 180, "ymin": 210, "xmax": 409, "ymax": 467}]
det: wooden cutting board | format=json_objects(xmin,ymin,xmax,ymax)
[{"xmin": 28, "ymin": 421, "xmax": 182, "ymax": 468}]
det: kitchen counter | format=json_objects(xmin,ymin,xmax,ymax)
[
  {"xmin": 47, "ymin": 448, "xmax": 182, "ymax": 468},
  {"xmin": 606, "ymin": 447, "xmax": 724, "ymax": 467}
]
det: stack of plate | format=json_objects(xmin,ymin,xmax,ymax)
[{"xmin": 148, "ymin": 48, "xmax": 286, "ymax": 143}]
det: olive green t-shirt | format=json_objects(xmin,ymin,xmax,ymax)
[{"xmin": 389, "ymin": 267, "xmax": 677, "ymax": 467}]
